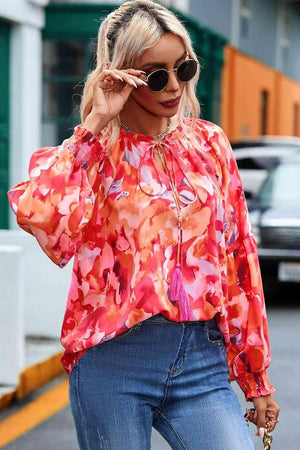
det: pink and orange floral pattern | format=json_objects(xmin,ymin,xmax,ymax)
[{"xmin": 7, "ymin": 118, "xmax": 276, "ymax": 401}]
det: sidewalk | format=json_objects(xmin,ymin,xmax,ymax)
[{"xmin": 0, "ymin": 336, "xmax": 64, "ymax": 411}]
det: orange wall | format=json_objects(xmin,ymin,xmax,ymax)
[
  {"xmin": 221, "ymin": 45, "xmax": 300, "ymax": 140},
  {"xmin": 277, "ymin": 75, "xmax": 300, "ymax": 135}
]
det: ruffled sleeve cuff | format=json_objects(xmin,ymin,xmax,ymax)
[
  {"xmin": 68, "ymin": 125, "xmax": 108, "ymax": 169},
  {"xmin": 236, "ymin": 370, "xmax": 276, "ymax": 402}
]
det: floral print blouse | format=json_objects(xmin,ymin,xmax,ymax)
[{"xmin": 7, "ymin": 117, "xmax": 276, "ymax": 401}]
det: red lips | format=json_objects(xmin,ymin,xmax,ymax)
[{"xmin": 159, "ymin": 96, "xmax": 181, "ymax": 107}]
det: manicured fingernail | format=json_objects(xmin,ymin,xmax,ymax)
[
  {"xmin": 137, "ymin": 70, "xmax": 147, "ymax": 74},
  {"xmin": 129, "ymin": 79, "xmax": 138, "ymax": 88},
  {"xmin": 116, "ymin": 75, "xmax": 124, "ymax": 81},
  {"xmin": 139, "ymin": 80, "xmax": 148, "ymax": 86},
  {"xmin": 258, "ymin": 427, "xmax": 265, "ymax": 439}
]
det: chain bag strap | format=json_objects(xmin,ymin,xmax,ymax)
[
  {"xmin": 245, "ymin": 412, "xmax": 273, "ymax": 449},
  {"xmin": 263, "ymin": 422, "xmax": 273, "ymax": 450}
]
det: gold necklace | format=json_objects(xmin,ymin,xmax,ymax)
[{"xmin": 118, "ymin": 115, "xmax": 171, "ymax": 139}]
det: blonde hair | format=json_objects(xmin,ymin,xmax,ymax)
[{"xmin": 80, "ymin": 0, "xmax": 202, "ymax": 165}]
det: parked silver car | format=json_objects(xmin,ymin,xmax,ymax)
[
  {"xmin": 248, "ymin": 155, "xmax": 300, "ymax": 296},
  {"xmin": 231, "ymin": 137, "xmax": 300, "ymax": 198}
]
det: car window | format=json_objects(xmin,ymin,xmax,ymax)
[
  {"xmin": 237, "ymin": 157, "xmax": 280, "ymax": 170},
  {"xmin": 257, "ymin": 163, "xmax": 300, "ymax": 207},
  {"xmin": 231, "ymin": 142, "xmax": 300, "ymax": 150}
]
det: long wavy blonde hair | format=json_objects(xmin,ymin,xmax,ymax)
[{"xmin": 80, "ymin": 0, "xmax": 201, "ymax": 164}]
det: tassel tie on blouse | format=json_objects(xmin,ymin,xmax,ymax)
[{"xmin": 137, "ymin": 138, "xmax": 197, "ymax": 321}]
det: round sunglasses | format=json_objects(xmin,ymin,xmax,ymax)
[{"xmin": 142, "ymin": 58, "xmax": 199, "ymax": 93}]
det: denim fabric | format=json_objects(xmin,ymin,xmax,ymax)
[{"xmin": 69, "ymin": 314, "xmax": 255, "ymax": 449}]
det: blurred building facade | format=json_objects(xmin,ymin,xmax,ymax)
[
  {"xmin": 0, "ymin": 0, "xmax": 300, "ymax": 385},
  {"xmin": 189, "ymin": 0, "xmax": 300, "ymax": 141}
]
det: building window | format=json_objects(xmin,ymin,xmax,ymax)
[
  {"xmin": 260, "ymin": 89, "xmax": 268, "ymax": 135},
  {"xmin": 294, "ymin": 103, "xmax": 300, "ymax": 136},
  {"xmin": 282, "ymin": 45, "xmax": 289, "ymax": 67},
  {"xmin": 240, "ymin": 0, "xmax": 252, "ymax": 39},
  {"xmin": 282, "ymin": 5, "xmax": 289, "ymax": 38},
  {"xmin": 280, "ymin": 5, "xmax": 290, "ymax": 70},
  {"xmin": 42, "ymin": 40, "xmax": 96, "ymax": 147}
]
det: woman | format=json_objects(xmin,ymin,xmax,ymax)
[{"xmin": 8, "ymin": 1, "xmax": 280, "ymax": 449}]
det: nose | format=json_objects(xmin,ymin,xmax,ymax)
[{"xmin": 166, "ymin": 69, "xmax": 180, "ymax": 91}]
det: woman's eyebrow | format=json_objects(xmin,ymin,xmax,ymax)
[{"xmin": 141, "ymin": 50, "xmax": 187, "ymax": 69}]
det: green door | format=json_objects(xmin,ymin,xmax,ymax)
[{"xmin": 0, "ymin": 20, "xmax": 10, "ymax": 229}]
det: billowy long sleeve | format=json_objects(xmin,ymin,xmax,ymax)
[
  {"xmin": 211, "ymin": 124, "xmax": 276, "ymax": 401},
  {"xmin": 7, "ymin": 125, "xmax": 108, "ymax": 267}
]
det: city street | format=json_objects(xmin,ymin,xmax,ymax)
[{"xmin": 1, "ymin": 306, "xmax": 299, "ymax": 450}]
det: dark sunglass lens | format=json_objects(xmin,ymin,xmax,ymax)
[
  {"xmin": 177, "ymin": 60, "xmax": 197, "ymax": 82},
  {"xmin": 148, "ymin": 70, "xmax": 168, "ymax": 92}
]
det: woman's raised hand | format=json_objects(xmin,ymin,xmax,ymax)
[{"xmin": 83, "ymin": 67, "xmax": 148, "ymax": 135}]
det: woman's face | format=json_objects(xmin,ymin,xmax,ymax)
[{"xmin": 130, "ymin": 32, "xmax": 187, "ymax": 118}]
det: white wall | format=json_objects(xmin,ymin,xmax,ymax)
[
  {"xmin": 0, "ymin": 231, "xmax": 72, "ymax": 339},
  {"xmin": 0, "ymin": 0, "xmax": 49, "ymax": 231},
  {"xmin": 0, "ymin": 0, "xmax": 48, "ymax": 28},
  {"xmin": 9, "ymin": 23, "xmax": 43, "ymax": 196},
  {"xmin": 0, "ymin": 245, "xmax": 24, "ymax": 384}
]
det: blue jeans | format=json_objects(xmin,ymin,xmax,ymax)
[{"xmin": 69, "ymin": 313, "xmax": 255, "ymax": 449}]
